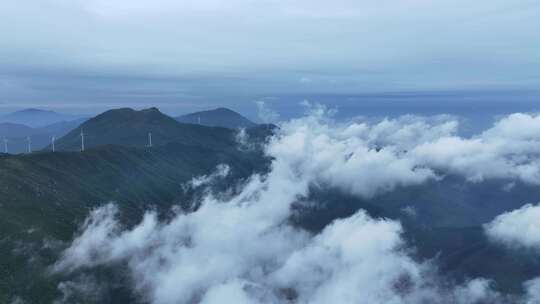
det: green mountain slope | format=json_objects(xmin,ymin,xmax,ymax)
[{"xmin": 0, "ymin": 139, "xmax": 270, "ymax": 303}]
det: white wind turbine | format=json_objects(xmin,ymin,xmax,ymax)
[
  {"xmin": 51, "ymin": 136, "xmax": 56, "ymax": 152},
  {"xmin": 3, "ymin": 137, "xmax": 8, "ymax": 154},
  {"xmin": 147, "ymin": 132, "xmax": 153, "ymax": 148},
  {"xmin": 26, "ymin": 136, "xmax": 32, "ymax": 154},
  {"xmin": 80, "ymin": 128, "xmax": 85, "ymax": 152}
]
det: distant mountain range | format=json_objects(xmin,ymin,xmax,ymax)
[
  {"xmin": 0, "ymin": 108, "xmax": 85, "ymax": 128},
  {"xmin": 0, "ymin": 107, "xmax": 259, "ymax": 154},
  {"xmin": 175, "ymin": 107, "xmax": 256, "ymax": 129},
  {"xmin": 0, "ymin": 118, "xmax": 87, "ymax": 154}
]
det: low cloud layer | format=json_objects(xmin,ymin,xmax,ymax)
[
  {"xmin": 54, "ymin": 107, "xmax": 540, "ymax": 303},
  {"xmin": 414, "ymin": 113, "xmax": 540, "ymax": 184}
]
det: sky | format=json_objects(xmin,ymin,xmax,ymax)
[{"xmin": 0, "ymin": 0, "xmax": 539, "ymax": 117}]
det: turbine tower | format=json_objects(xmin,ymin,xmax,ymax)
[
  {"xmin": 51, "ymin": 136, "xmax": 56, "ymax": 152},
  {"xmin": 148, "ymin": 132, "xmax": 153, "ymax": 148},
  {"xmin": 26, "ymin": 136, "xmax": 32, "ymax": 154},
  {"xmin": 198, "ymin": 116, "xmax": 201, "ymax": 125},
  {"xmin": 3, "ymin": 137, "xmax": 8, "ymax": 154},
  {"xmin": 80, "ymin": 128, "xmax": 85, "ymax": 152}
]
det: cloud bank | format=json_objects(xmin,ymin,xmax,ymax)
[{"xmin": 54, "ymin": 107, "xmax": 540, "ymax": 303}]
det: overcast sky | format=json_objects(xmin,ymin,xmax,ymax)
[{"xmin": 0, "ymin": 0, "xmax": 539, "ymax": 117}]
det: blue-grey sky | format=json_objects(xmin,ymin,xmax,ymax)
[{"xmin": 0, "ymin": 0, "xmax": 539, "ymax": 118}]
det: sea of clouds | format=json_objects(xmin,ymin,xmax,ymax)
[{"xmin": 53, "ymin": 104, "xmax": 540, "ymax": 303}]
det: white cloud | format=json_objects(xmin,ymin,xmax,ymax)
[
  {"xmin": 54, "ymin": 275, "xmax": 105, "ymax": 304},
  {"xmin": 484, "ymin": 203, "xmax": 540, "ymax": 251},
  {"xmin": 524, "ymin": 278, "xmax": 540, "ymax": 304},
  {"xmin": 452, "ymin": 279, "xmax": 501, "ymax": 304},
  {"xmin": 271, "ymin": 212, "xmax": 426, "ymax": 304},
  {"xmin": 412, "ymin": 113, "xmax": 540, "ymax": 184},
  {"xmin": 255, "ymin": 101, "xmax": 280, "ymax": 124},
  {"xmin": 189, "ymin": 164, "xmax": 230, "ymax": 188},
  {"xmin": 54, "ymin": 201, "xmax": 502, "ymax": 304},
  {"xmin": 199, "ymin": 280, "xmax": 259, "ymax": 304}
]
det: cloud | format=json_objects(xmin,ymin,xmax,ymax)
[
  {"xmin": 484, "ymin": 203, "xmax": 540, "ymax": 251},
  {"xmin": 54, "ymin": 275, "xmax": 105, "ymax": 304},
  {"xmin": 55, "ymin": 200, "xmax": 500, "ymax": 303},
  {"xmin": 188, "ymin": 164, "xmax": 231, "ymax": 189},
  {"xmin": 199, "ymin": 280, "xmax": 259, "ymax": 304},
  {"xmin": 268, "ymin": 106, "xmax": 540, "ymax": 196},
  {"xmin": 255, "ymin": 101, "xmax": 280, "ymax": 124},
  {"xmin": 412, "ymin": 113, "xmax": 540, "ymax": 184},
  {"xmin": 524, "ymin": 278, "xmax": 540, "ymax": 304},
  {"xmin": 268, "ymin": 108, "xmax": 436, "ymax": 198},
  {"xmin": 270, "ymin": 212, "xmax": 424, "ymax": 304}
]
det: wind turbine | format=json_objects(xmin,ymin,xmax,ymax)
[
  {"xmin": 198, "ymin": 116, "xmax": 201, "ymax": 125},
  {"xmin": 26, "ymin": 136, "xmax": 32, "ymax": 154},
  {"xmin": 3, "ymin": 137, "xmax": 8, "ymax": 154},
  {"xmin": 51, "ymin": 136, "xmax": 56, "ymax": 152},
  {"xmin": 80, "ymin": 128, "xmax": 85, "ymax": 152},
  {"xmin": 147, "ymin": 132, "xmax": 153, "ymax": 148}
]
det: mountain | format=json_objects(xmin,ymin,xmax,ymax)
[
  {"xmin": 175, "ymin": 107, "xmax": 256, "ymax": 129},
  {"xmin": 53, "ymin": 107, "xmax": 241, "ymax": 151},
  {"xmin": 0, "ymin": 118, "xmax": 87, "ymax": 154},
  {"xmin": 0, "ymin": 109, "xmax": 84, "ymax": 128},
  {"xmin": 0, "ymin": 126, "xmax": 270, "ymax": 303}
]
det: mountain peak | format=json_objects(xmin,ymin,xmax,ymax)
[
  {"xmin": 54, "ymin": 107, "xmax": 236, "ymax": 151},
  {"xmin": 92, "ymin": 107, "xmax": 167, "ymax": 121},
  {"xmin": 141, "ymin": 107, "xmax": 161, "ymax": 113},
  {"xmin": 176, "ymin": 108, "xmax": 256, "ymax": 129}
]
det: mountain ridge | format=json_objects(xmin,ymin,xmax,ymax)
[
  {"xmin": 53, "ymin": 107, "xmax": 241, "ymax": 151},
  {"xmin": 175, "ymin": 107, "xmax": 256, "ymax": 129}
]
